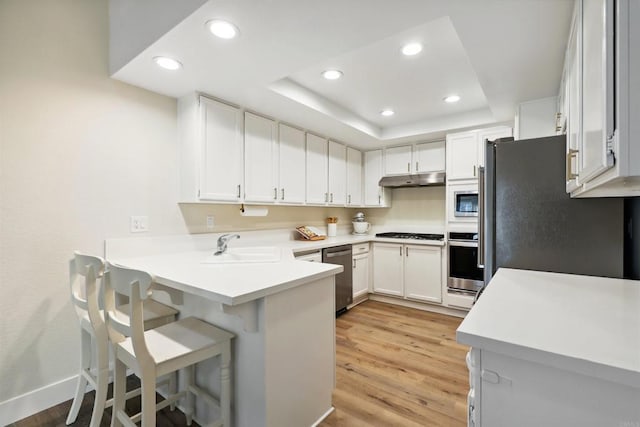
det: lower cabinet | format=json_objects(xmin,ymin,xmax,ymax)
[
  {"xmin": 352, "ymin": 253, "xmax": 369, "ymax": 300},
  {"xmin": 372, "ymin": 243, "xmax": 443, "ymax": 303}
]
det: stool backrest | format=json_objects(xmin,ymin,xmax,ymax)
[
  {"xmin": 104, "ymin": 262, "xmax": 155, "ymax": 365},
  {"xmin": 70, "ymin": 252, "xmax": 105, "ymax": 330}
]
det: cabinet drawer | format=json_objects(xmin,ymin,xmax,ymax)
[{"xmin": 352, "ymin": 243, "xmax": 369, "ymax": 255}]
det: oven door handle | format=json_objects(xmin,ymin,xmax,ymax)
[
  {"xmin": 448, "ymin": 241, "xmax": 478, "ymax": 248},
  {"xmin": 477, "ymin": 166, "xmax": 485, "ymax": 268}
]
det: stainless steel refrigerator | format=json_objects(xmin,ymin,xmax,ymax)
[{"xmin": 480, "ymin": 135, "xmax": 625, "ymax": 285}]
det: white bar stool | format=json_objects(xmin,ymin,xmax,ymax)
[
  {"xmin": 66, "ymin": 252, "xmax": 179, "ymax": 427},
  {"xmin": 105, "ymin": 262, "xmax": 234, "ymax": 427}
]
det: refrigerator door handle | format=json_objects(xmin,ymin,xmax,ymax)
[{"xmin": 477, "ymin": 166, "xmax": 485, "ymax": 268}]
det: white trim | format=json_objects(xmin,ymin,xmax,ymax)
[
  {"xmin": 368, "ymin": 293, "xmax": 468, "ymax": 318},
  {"xmin": 0, "ymin": 375, "xmax": 78, "ymax": 426},
  {"xmin": 311, "ymin": 406, "xmax": 335, "ymax": 427}
]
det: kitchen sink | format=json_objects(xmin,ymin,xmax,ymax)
[{"xmin": 202, "ymin": 246, "xmax": 281, "ymax": 264}]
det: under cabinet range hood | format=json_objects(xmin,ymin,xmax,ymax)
[{"xmin": 378, "ymin": 171, "xmax": 446, "ymax": 188}]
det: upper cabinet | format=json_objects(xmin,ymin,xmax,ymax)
[
  {"xmin": 346, "ymin": 147, "xmax": 363, "ymax": 206},
  {"xmin": 446, "ymin": 126, "xmax": 512, "ymax": 181},
  {"xmin": 278, "ymin": 124, "xmax": 306, "ymax": 204},
  {"xmin": 364, "ymin": 149, "xmax": 389, "ymax": 207},
  {"xmin": 306, "ymin": 133, "xmax": 329, "ymax": 205},
  {"xmin": 179, "ymin": 95, "xmax": 244, "ymax": 202},
  {"xmin": 415, "ymin": 141, "xmax": 445, "ymax": 173},
  {"xmin": 561, "ymin": 0, "xmax": 640, "ymax": 197},
  {"xmin": 328, "ymin": 141, "xmax": 347, "ymax": 205},
  {"xmin": 244, "ymin": 112, "xmax": 278, "ymax": 203},
  {"xmin": 384, "ymin": 141, "xmax": 445, "ymax": 176}
]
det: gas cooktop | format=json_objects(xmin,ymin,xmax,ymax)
[{"xmin": 375, "ymin": 232, "xmax": 445, "ymax": 241}]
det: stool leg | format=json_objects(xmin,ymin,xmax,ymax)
[
  {"xmin": 220, "ymin": 344, "xmax": 232, "ymax": 427},
  {"xmin": 89, "ymin": 333, "xmax": 109, "ymax": 427},
  {"xmin": 169, "ymin": 371, "xmax": 177, "ymax": 411},
  {"xmin": 185, "ymin": 365, "xmax": 195, "ymax": 426},
  {"xmin": 111, "ymin": 359, "xmax": 126, "ymax": 427},
  {"xmin": 66, "ymin": 328, "xmax": 91, "ymax": 425},
  {"xmin": 140, "ymin": 369, "xmax": 157, "ymax": 427}
]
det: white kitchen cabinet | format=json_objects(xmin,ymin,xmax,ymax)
[
  {"xmin": 278, "ymin": 123, "xmax": 306, "ymax": 204},
  {"xmin": 363, "ymin": 149, "xmax": 389, "ymax": 207},
  {"xmin": 328, "ymin": 140, "xmax": 347, "ymax": 205},
  {"xmin": 403, "ymin": 245, "xmax": 443, "ymax": 303},
  {"xmin": 372, "ymin": 243, "xmax": 404, "ymax": 296},
  {"xmin": 446, "ymin": 132, "xmax": 479, "ymax": 180},
  {"xmin": 414, "ymin": 141, "xmax": 445, "ymax": 173},
  {"xmin": 446, "ymin": 127, "xmax": 512, "ymax": 181},
  {"xmin": 305, "ymin": 133, "xmax": 328, "ymax": 204},
  {"xmin": 352, "ymin": 254, "xmax": 369, "ymax": 301},
  {"xmin": 384, "ymin": 145, "xmax": 412, "ymax": 175},
  {"xmin": 179, "ymin": 95, "xmax": 244, "ymax": 202},
  {"xmin": 244, "ymin": 112, "xmax": 278, "ymax": 203},
  {"xmin": 372, "ymin": 243, "xmax": 443, "ymax": 303},
  {"xmin": 562, "ymin": 0, "xmax": 640, "ymax": 197},
  {"xmin": 346, "ymin": 147, "xmax": 362, "ymax": 206}
]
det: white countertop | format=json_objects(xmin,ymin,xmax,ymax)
[
  {"xmin": 457, "ymin": 268, "xmax": 640, "ymax": 387},
  {"xmin": 285, "ymin": 233, "xmax": 446, "ymax": 254},
  {"xmin": 110, "ymin": 249, "xmax": 343, "ymax": 306}
]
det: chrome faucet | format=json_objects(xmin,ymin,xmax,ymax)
[{"xmin": 214, "ymin": 234, "xmax": 240, "ymax": 255}]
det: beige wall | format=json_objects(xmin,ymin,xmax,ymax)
[
  {"xmin": 364, "ymin": 187, "xmax": 446, "ymax": 231},
  {"xmin": 0, "ymin": 0, "xmax": 188, "ymax": 406}
]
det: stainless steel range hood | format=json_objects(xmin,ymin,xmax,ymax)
[{"xmin": 378, "ymin": 171, "xmax": 446, "ymax": 188}]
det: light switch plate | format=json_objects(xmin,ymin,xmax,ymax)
[{"xmin": 130, "ymin": 216, "xmax": 149, "ymax": 233}]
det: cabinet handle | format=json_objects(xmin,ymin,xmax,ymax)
[
  {"xmin": 353, "ymin": 259, "xmax": 356, "ymax": 269},
  {"xmin": 378, "ymin": 194, "xmax": 381, "ymax": 205},
  {"xmin": 566, "ymin": 149, "xmax": 578, "ymax": 181},
  {"xmin": 274, "ymin": 187, "xmax": 277, "ymax": 200},
  {"xmin": 406, "ymin": 246, "xmax": 409, "ymax": 257},
  {"xmin": 237, "ymin": 184, "xmax": 241, "ymax": 199},
  {"xmin": 348, "ymin": 194, "xmax": 351, "ymax": 204},
  {"xmin": 330, "ymin": 193, "xmax": 334, "ymax": 203},
  {"xmin": 281, "ymin": 188, "xmax": 285, "ymax": 200},
  {"xmin": 407, "ymin": 162, "xmax": 410, "ymax": 172},
  {"xmin": 473, "ymin": 165, "xmax": 476, "ymax": 177},
  {"xmin": 325, "ymin": 192, "xmax": 328, "ymax": 203},
  {"xmin": 416, "ymin": 161, "xmax": 419, "ymax": 172},
  {"xmin": 399, "ymin": 246, "xmax": 402, "ymax": 256}
]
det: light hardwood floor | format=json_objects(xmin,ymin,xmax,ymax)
[
  {"xmin": 320, "ymin": 300, "xmax": 469, "ymax": 427},
  {"xmin": 10, "ymin": 300, "xmax": 468, "ymax": 426}
]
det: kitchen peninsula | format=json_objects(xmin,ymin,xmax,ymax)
[{"xmin": 106, "ymin": 235, "xmax": 343, "ymax": 427}]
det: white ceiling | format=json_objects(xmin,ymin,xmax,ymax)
[{"xmin": 111, "ymin": 0, "xmax": 574, "ymax": 149}]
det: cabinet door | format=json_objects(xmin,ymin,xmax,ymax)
[
  {"xmin": 446, "ymin": 132, "xmax": 478, "ymax": 180},
  {"xmin": 476, "ymin": 127, "xmax": 513, "ymax": 167},
  {"xmin": 415, "ymin": 141, "xmax": 445, "ymax": 172},
  {"xmin": 579, "ymin": 0, "xmax": 614, "ymax": 183},
  {"xmin": 306, "ymin": 133, "xmax": 328, "ymax": 204},
  {"xmin": 384, "ymin": 145, "xmax": 412, "ymax": 175},
  {"xmin": 278, "ymin": 124, "xmax": 306, "ymax": 204},
  {"xmin": 199, "ymin": 97, "xmax": 243, "ymax": 201},
  {"xmin": 353, "ymin": 253, "xmax": 369, "ymax": 299},
  {"xmin": 404, "ymin": 245, "xmax": 442, "ymax": 303},
  {"xmin": 566, "ymin": 5, "xmax": 582, "ymax": 192},
  {"xmin": 346, "ymin": 147, "xmax": 362, "ymax": 206},
  {"xmin": 372, "ymin": 243, "xmax": 404, "ymax": 296},
  {"xmin": 328, "ymin": 140, "xmax": 347, "ymax": 205},
  {"xmin": 244, "ymin": 112, "xmax": 278, "ymax": 203},
  {"xmin": 364, "ymin": 150, "xmax": 385, "ymax": 206}
]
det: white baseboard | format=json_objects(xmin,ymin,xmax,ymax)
[
  {"xmin": 0, "ymin": 375, "xmax": 78, "ymax": 426},
  {"xmin": 368, "ymin": 294, "xmax": 468, "ymax": 318},
  {"xmin": 311, "ymin": 406, "xmax": 335, "ymax": 427}
]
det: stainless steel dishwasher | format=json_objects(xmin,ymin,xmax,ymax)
[{"xmin": 322, "ymin": 245, "xmax": 353, "ymax": 315}]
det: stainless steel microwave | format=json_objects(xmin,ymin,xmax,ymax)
[{"xmin": 453, "ymin": 190, "xmax": 478, "ymax": 217}]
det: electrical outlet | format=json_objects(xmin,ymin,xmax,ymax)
[
  {"xmin": 206, "ymin": 215, "xmax": 215, "ymax": 229},
  {"xmin": 130, "ymin": 216, "xmax": 149, "ymax": 233}
]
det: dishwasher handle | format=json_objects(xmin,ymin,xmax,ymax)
[{"xmin": 324, "ymin": 250, "xmax": 352, "ymax": 258}]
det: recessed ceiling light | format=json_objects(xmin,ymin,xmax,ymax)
[
  {"xmin": 322, "ymin": 70, "xmax": 343, "ymax": 80},
  {"xmin": 207, "ymin": 20, "xmax": 239, "ymax": 39},
  {"xmin": 381, "ymin": 109, "xmax": 395, "ymax": 117},
  {"xmin": 444, "ymin": 95, "xmax": 461, "ymax": 103},
  {"xmin": 153, "ymin": 56, "xmax": 182, "ymax": 70},
  {"xmin": 401, "ymin": 42, "xmax": 423, "ymax": 56}
]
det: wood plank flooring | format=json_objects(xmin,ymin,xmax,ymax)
[
  {"xmin": 320, "ymin": 301, "xmax": 469, "ymax": 427},
  {"xmin": 10, "ymin": 300, "xmax": 468, "ymax": 427}
]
